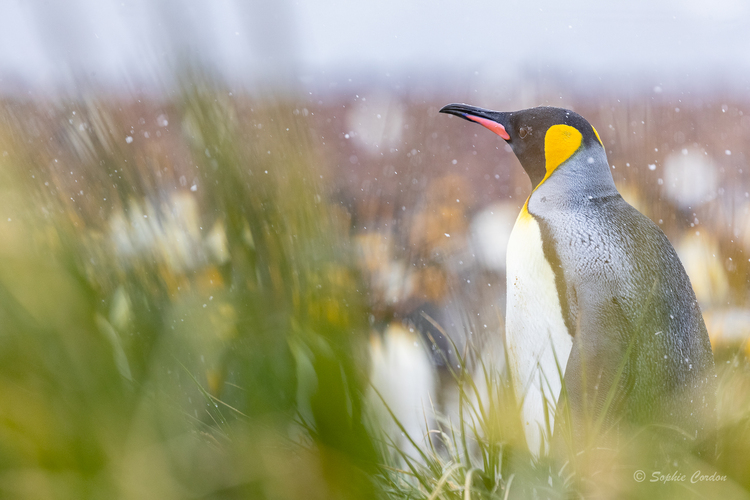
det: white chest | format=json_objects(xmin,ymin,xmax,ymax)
[{"xmin": 505, "ymin": 209, "xmax": 573, "ymax": 455}]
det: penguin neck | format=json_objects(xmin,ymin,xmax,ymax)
[{"xmin": 526, "ymin": 148, "xmax": 619, "ymax": 215}]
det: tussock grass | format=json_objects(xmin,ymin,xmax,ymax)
[{"xmin": 0, "ymin": 78, "xmax": 747, "ymax": 499}]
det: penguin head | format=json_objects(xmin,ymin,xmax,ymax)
[{"xmin": 439, "ymin": 104, "xmax": 605, "ymax": 190}]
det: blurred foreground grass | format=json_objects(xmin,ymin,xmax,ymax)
[
  {"xmin": 0, "ymin": 81, "xmax": 379, "ymax": 499},
  {"xmin": 0, "ymin": 79, "xmax": 748, "ymax": 499}
]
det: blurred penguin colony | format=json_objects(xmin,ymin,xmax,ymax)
[
  {"xmin": 2, "ymin": 81, "xmax": 749, "ymax": 475},
  {"xmin": 8, "ymin": 88, "xmax": 750, "ymax": 387}
]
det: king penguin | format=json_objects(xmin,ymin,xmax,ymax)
[{"xmin": 439, "ymin": 103, "xmax": 716, "ymax": 456}]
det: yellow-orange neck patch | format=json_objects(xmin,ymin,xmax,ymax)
[
  {"xmin": 538, "ymin": 124, "xmax": 583, "ymax": 188},
  {"xmin": 518, "ymin": 197, "xmax": 533, "ymax": 222},
  {"xmin": 592, "ymin": 125, "xmax": 603, "ymax": 146}
]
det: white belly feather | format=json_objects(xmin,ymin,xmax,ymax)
[{"xmin": 505, "ymin": 209, "xmax": 572, "ymax": 455}]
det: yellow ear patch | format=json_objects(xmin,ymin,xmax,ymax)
[
  {"xmin": 545, "ymin": 124, "xmax": 583, "ymax": 171},
  {"xmin": 538, "ymin": 124, "xmax": 582, "ymax": 187}
]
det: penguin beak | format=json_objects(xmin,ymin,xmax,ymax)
[{"xmin": 439, "ymin": 103, "xmax": 511, "ymax": 140}]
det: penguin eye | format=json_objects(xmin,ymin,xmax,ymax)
[{"xmin": 518, "ymin": 126, "xmax": 531, "ymax": 139}]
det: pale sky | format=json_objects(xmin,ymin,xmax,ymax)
[{"xmin": 1, "ymin": 0, "xmax": 749, "ymax": 93}]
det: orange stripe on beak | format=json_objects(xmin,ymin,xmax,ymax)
[{"xmin": 464, "ymin": 115, "xmax": 511, "ymax": 140}]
